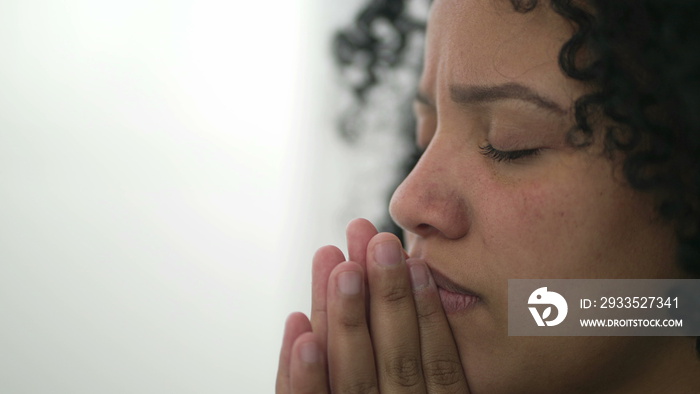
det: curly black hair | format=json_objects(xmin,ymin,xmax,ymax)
[{"xmin": 333, "ymin": 0, "xmax": 700, "ymax": 353}]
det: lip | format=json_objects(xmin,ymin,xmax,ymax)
[{"xmin": 429, "ymin": 266, "xmax": 481, "ymax": 314}]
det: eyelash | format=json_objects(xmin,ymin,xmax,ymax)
[{"xmin": 479, "ymin": 143, "xmax": 541, "ymax": 162}]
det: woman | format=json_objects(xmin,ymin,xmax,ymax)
[{"xmin": 277, "ymin": 0, "xmax": 700, "ymax": 392}]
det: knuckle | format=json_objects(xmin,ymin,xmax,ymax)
[
  {"xmin": 379, "ymin": 282, "xmax": 411, "ymax": 304},
  {"xmin": 424, "ymin": 358, "xmax": 464, "ymax": 387},
  {"xmin": 338, "ymin": 381, "xmax": 379, "ymax": 394},
  {"xmin": 415, "ymin": 302, "xmax": 442, "ymax": 321},
  {"xmin": 384, "ymin": 355, "xmax": 422, "ymax": 387},
  {"xmin": 337, "ymin": 312, "xmax": 365, "ymax": 331},
  {"xmin": 312, "ymin": 307, "xmax": 327, "ymax": 317}
]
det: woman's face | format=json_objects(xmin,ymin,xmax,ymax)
[{"xmin": 389, "ymin": 0, "xmax": 685, "ymax": 392}]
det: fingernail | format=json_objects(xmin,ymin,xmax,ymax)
[
  {"xmin": 300, "ymin": 341, "xmax": 319, "ymax": 364},
  {"xmin": 409, "ymin": 263, "xmax": 429, "ymax": 289},
  {"xmin": 338, "ymin": 271, "xmax": 361, "ymax": 295},
  {"xmin": 374, "ymin": 240, "xmax": 402, "ymax": 266}
]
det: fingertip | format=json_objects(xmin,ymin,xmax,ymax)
[
  {"xmin": 328, "ymin": 260, "xmax": 365, "ymax": 276},
  {"xmin": 290, "ymin": 332, "xmax": 329, "ymax": 393},
  {"xmin": 366, "ymin": 233, "xmax": 405, "ymax": 268},
  {"xmin": 368, "ymin": 231, "xmax": 404, "ymax": 248},
  {"xmin": 311, "ymin": 246, "xmax": 346, "ymax": 311},
  {"xmin": 328, "ymin": 261, "xmax": 366, "ymax": 299},
  {"xmin": 284, "ymin": 312, "xmax": 312, "ymax": 341},
  {"xmin": 346, "ymin": 217, "xmax": 377, "ymax": 232},
  {"xmin": 346, "ymin": 219, "xmax": 380, "ymax": 264},
  {"xmin": 293, "ymin": 332, "xmax": 322, "ymax": 365},
  {"xmin": 286, "ymin": 311, "xmax": 311, "ymax": 327},
  {"xmin": 313, "ymin": 245, "xmax": 346, "ymax": 264}
]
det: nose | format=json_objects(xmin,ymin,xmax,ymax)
[{"xmin": 389, "ymin": 137, "xmax": 471, "ymax": 240}]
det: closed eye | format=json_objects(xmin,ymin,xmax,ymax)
[{"xmin": 479, "ymin": 143, "xmax": 541, "ymax": 162}]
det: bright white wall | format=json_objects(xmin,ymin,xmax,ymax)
[{"xmin": 0, "ymin": 0, "xmax": 364, "ymax": 392}]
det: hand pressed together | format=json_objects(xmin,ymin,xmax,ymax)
[{"xmin": 276, "ymin": 218, "xmax": 468, "ymax": 393}]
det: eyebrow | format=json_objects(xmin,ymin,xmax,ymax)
[{"xmin": 414, "ymin": 82, "xmax": 567, "ymax": 115}]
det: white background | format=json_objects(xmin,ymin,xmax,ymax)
[{"xmin": 0, "ymin": 0, "xmax": 369, "ymax": 392}]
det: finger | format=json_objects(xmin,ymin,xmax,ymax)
[
  {"xmin": 326, "ymin": 261, "xmax": 379, "ymax": 393},
  {"xmin": 366, "ymin": 233, "xmax": 425, "ymax": 392},
  {"xmin": 407, "ymin": 258, "xmax": 470, "ymax": 393},
  {"xmin": 346, "ymin": 218, "xmax": 379, "ymax": 317},
  {"xmin": 277, "ymin": 312, "xmax": 313, "ymax": 394},
  {"xmin": 345, "ymin": 218, "xmax": 378, "ymax": 269},
  {"xmin": 289, "ymin": 332, "xmax": 329, "ymax": 394},
  {"xmin": 310, "ymin": 245, "xmax": 345, "ymax": 348}
]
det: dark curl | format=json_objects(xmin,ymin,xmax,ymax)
[
  {"xmin": 334, "ymin": 0, "xmax": 700, "ymax": 352},
  {"xmin": 333, "ymin": 0, "xmax": 426, "ymax": 100}
]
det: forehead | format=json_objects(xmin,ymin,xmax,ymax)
[{"xmin": 422, "ymin": 0, "xmax": 580, "ymax": 104}]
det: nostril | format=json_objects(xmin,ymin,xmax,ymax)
[{"xmin": 415, "ymin": 223, "xmax": 438, "ymax": 237}]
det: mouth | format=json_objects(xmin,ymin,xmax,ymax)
[{"xmin": 429, "ymin": 266, "xmax": 481, "ymax": 314}]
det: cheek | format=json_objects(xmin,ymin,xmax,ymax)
[
  {"xmin": 474, "ymin": 167, "xmax": 676, "ymax": 280},
  {"xmin": 475, "ymin": 177, "xmax": 603, "ymax": 277},
  {"xmin": 496, "ymin": 183, "xmax": 573, "ymax": 225}
]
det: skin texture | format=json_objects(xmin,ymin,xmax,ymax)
[{"xmin": 276, "ymin": 0, "xmax": 700, "ymax": 393}]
